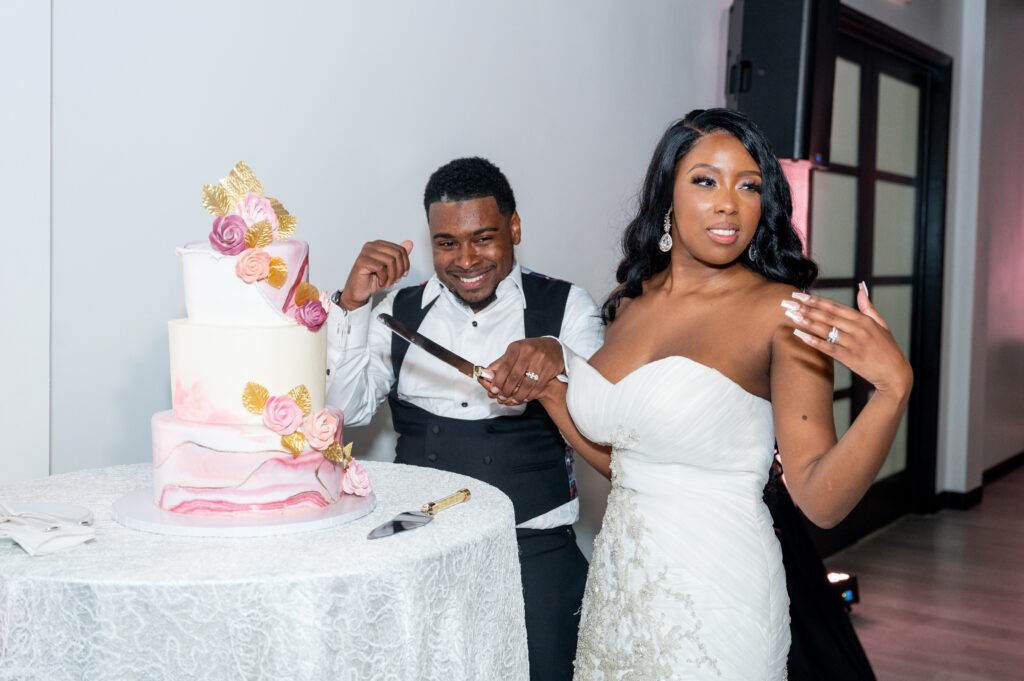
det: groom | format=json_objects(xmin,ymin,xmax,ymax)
[{"xmin": 325, "ymin": 156, "xmax": 604, "ymax": 680}]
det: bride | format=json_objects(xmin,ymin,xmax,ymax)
[{"xmin": 497, "ymin": 109, "xmax": 911, "ymax": 680}]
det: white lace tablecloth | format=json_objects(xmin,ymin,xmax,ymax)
[{"xmin": 0, "ymin": 462, "xmax": 528, "ymax": 681}]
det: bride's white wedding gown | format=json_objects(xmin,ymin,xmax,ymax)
[{"xmin": 566, "ymin": 350, "xmax": 789, "ymax": 680}]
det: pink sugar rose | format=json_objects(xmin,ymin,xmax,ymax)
[
  {"xmin": 208, "ymin": 214, "xmax": 248, "ymax": 255},
  {"xmin": 263, "ymin": 395, "xmax": 304, "ymax": 435},
  {"xmin": 236, "ymin": 193, "xmax": 279, "ymax": 236},
  {"xmin": 235, "ymin": 247, "xmax": 272, "ymax": 283},
  {"xmin": 302, "ymin": 408, "xmax": 340, "ymax": 450},
  {"xmin": 294, "ymin": 299, "xmax": 328, "ymax": 331},
  {"xmin": 342, "ymin": 461, "xmax": 371, "ymax": 497},
  {"xmin": 325, "ymin": 406, "xmax": 344, "ymax": 445}
]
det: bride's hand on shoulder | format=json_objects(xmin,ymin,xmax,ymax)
[{"xmin": 782, "ymin": 283, "xmax": 913, "ymax": 400}]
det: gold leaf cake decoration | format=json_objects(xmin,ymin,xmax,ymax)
[
  {"xmin": 242, "ymin": 382, "xmax": 269, "ymax": 414},
  {"xmin": 201, "ymin": 184, "xmax": 233, "ymax": 216},
  {"xmin": 244, "ymin": 221, "xmax": 274, "ymax": 249},
  {"xmin": 266, "ymin": 258, "xmax": 288, "ymax": 288},
  {"xmin": 277, "ymin": 214, "xmax": 297, "ymax": 240},
  {"xmin": 268, "ymin": 197, "xmax": 289, "ymax": 217},
  {"xmin": 219, "ymin": 161, "xmax": 263, "ymax": 205},
  {"xmin": 322, "ymin": 441, "xmax": 345, "ymax": 463},
  {"xmin": 293, "ymin": 282, "xmax": 320, "ymax": 307},
  {"xmin": 281, "ymin": 431, "xmax": 306, "ymax": 457},
  {"xmin": 288, "ymin": 384, "xmax": 312, "ymax": 415}
]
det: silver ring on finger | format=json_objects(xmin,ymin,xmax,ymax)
[
  {"xmin": 827, "ymin": 326, "xmax": 839, "ymax": 344},
  {"xmin": 524, "ymin": 370, "xmax": 540, "ymax": 381}
]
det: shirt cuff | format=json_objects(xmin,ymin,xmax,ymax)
[{"xmin": 326, "ymin": 300, "xmax": 373, "ymax": 370}]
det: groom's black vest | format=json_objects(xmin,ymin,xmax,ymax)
[{"xmin": 387, "ymin": 272, "xmax": 573, "ymax": 525}]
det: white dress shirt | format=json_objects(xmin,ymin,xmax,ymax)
[{"xmin": 326, "ymin": 263, "xmax": 604, "ymax": 528}]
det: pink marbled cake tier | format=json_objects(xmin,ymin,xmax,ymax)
[{"xmin": 152, "ymin": 410, "xmax": 345, "ymax": 515}]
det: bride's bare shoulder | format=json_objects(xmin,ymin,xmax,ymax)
[
  {"xmin": 744, "ymin": 278, "xmax": 803, "ymax": 333},
  {"xmin": 604, "ymin": 280, "xmax": 648, "ymax": 323}
]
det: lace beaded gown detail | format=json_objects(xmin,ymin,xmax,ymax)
[{"xmin": 567, "ymin": 351, "xmax": 789, "ymax": 681}]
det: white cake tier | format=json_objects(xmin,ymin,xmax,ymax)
[
  {"xmin": 151, "ymin": 410, "xmax": 345, "ymax": 515},
  {"xmin": 169, "ymin": 319, "xmax": 326, "ymax": 425},
  {"xmin": 178, "ymin": 239, "xmax": 311, "ymax": 325}
]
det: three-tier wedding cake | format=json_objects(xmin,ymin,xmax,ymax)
[{"xmin": 150, "ymin": 162, "xmax": 370, "ymax": 515}]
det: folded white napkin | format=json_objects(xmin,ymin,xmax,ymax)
[{"xmin": 0, "ymin": 504, "xmax": 96, "ymax": 556}]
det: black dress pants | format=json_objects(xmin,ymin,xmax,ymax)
[{"xmin": 517, "ymin": 526, "xmax": 589, "ymax": 681}]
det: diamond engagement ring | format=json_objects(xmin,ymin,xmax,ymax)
[
  {"xmin": 524, "ymin": 371, "xmax": 540, "ymax": 381},
  {"xmin": 827, "ymin": 326, "xmax": 839, "ymax": 344}
]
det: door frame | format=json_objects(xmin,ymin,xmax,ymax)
[{"xmin": 808, "ymin": 6, "xmax": 952, "ymax": 556}]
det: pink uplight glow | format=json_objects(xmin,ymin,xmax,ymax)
[{"xmin": 780, "ymin": 159, "xmax": 812, "ymax": 256}]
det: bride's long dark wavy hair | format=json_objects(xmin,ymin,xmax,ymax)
[{"xmin": 602, "ymin": 108, "xmax": 818, "ymax": 323}]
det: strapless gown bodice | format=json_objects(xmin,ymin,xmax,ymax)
[{"xmin": 567, "ymin": 351, "xmax": 789, "ymax": 680}]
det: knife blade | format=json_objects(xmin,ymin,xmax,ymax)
[
  {"xmin": 378, "ymin": 313, "xmax": 493, "ymax": 380},
  {"xmin": 366, "ymin": 488, "xmax": 471, "ymax": 539}
]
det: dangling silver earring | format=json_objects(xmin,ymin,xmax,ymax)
[
  {"xmin": 748, "ymin": 243, "xmax": 757, "ymax": 261},
  {"xmin": 659, "ymin": 210, "xmax": 673, "ymax": 252}
]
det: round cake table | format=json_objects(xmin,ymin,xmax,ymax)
[{"xmin": 0, "ymin": 462, "xmax": 528, "ymax": 681}]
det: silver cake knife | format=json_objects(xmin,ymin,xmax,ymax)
[
  {"xmin": 378, "ymin": 314, "xmax": 493, "ymax": 380},
  {"xmin": 367, "ymin": 489, "xmax": 471, "ymax": 539}
]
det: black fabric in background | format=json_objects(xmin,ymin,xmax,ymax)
[{"xmin": 765, "ymin": 461, "xmax": 877, "ymax": 681}]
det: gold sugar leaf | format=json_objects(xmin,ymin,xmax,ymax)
[
  {"xmin": 281, "ymin": 431, "xmax": 306, "ymax": 457},
  {"xmin": 218, "ymin": 178, "xmax": 242, "ymax": 206},
  {"xmin": 266, "ymin": 257, "xmax": 288, "ymax": 288},
  {"xmin": 242, "ymin": 382, "xmax": 269, "ymax": 414},
  {"xmin": 201, "ymin": 184, "xmax": 233, "ymax": 216},
  {"xmin": 288, "ymin": 384, "xmax": 312, "ymax": 415},
  {"xmin": 322, "ymin": 441, "xmax": 344, "ymax": 463},
  {"xmin": 267, "ymin": 197, "xmax": 290, "ymax": 217},
  {"xmin": 220, "ymin": 161, "xmax": 263, "ymax": 202},
  {"xmin": 294, "ymin": 282, "xmax": 319, "ymax": 307},
  {"xmin": 277, "ymin": 214, "xmax": 297, "ymax": 240},
  {"xmin": 244, "ymin": 221, "xmax": 273, "ymax": 249},
  {"xmin": 342, "ymin": 442, "xmax": 354, "ymax": 470}
]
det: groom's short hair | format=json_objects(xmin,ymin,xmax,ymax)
[{"xmin": 423, "ymin": 157, "xmax": 517, "ymax": 217}]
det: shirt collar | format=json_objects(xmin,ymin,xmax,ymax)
[{"xmin": 422, "ymin": 262, "xmax": 527, "ymax": 312}]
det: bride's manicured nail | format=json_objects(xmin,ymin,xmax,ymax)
[
  {"xmin": 859, "ymin": 281, "xmax": 870, "ymax": 298},
  {"xmin": 784, "ymin": 309, "xmax": 805, "ymax": 323},
  {"xmin": 490, "ymin": 385, "xmax": 500, "ymax": 393},
  {"xmin": 791, "ymin": 291, "xmax": 811, "ymax": 302},
  {"xmin": 793, "ymin": 328, "xmax": 813, "ymax": 342},
  {"xmin": 780, "ymin": 300, "xmax": 800, "ymax": 311}
]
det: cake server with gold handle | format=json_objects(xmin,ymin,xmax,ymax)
[{"xmin": 366, "ymin": 489, "xmax": 471, "ymax": 539}]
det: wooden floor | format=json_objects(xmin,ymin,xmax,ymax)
[{"xmin": 829, "ymin": 465, "xmax": 1024, "ymax": 681}]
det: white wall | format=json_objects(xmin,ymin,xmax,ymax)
[
  {"xmin": 978, "ymin": 0, "xmax": 1024, "ymax": 470},
  {"xmin": 0, "ymin": 1, "xmax": 51, "ymax": 483}
]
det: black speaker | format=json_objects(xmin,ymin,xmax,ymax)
[{"xmin": 726, "ymin": 0, "xmax": 840, "ymax": 164}]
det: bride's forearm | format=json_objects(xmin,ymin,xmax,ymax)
[
  {"xmin": 537, "ymin": 383, "xmax": 612, "ymax": 479},
  {"xmin": 789, "ymin": 387, "xmax": 910, "ymax": 528}
]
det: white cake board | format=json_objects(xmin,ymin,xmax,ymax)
[{"xmin": 113, "ymin": 487, "xmax": 376, "ymax": 537}]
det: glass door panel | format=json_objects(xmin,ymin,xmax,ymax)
[
  {"xmin": 809, "ymin": 172, "xmax": 858, "ymax": 278},
  {"xmin": 830, "ymin": 58, "xmax": 861, "ymax": 167},
  {"xmin": 873, "ymin": 180, "xmax": 917, "ymax": 277},
  {"xmin": 869, "ymin": 284, "xmax": 914, "ymax": 480},
  {"xmin": 875, "ymin": 73, "xmax": 920, "ymax": 177}
]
